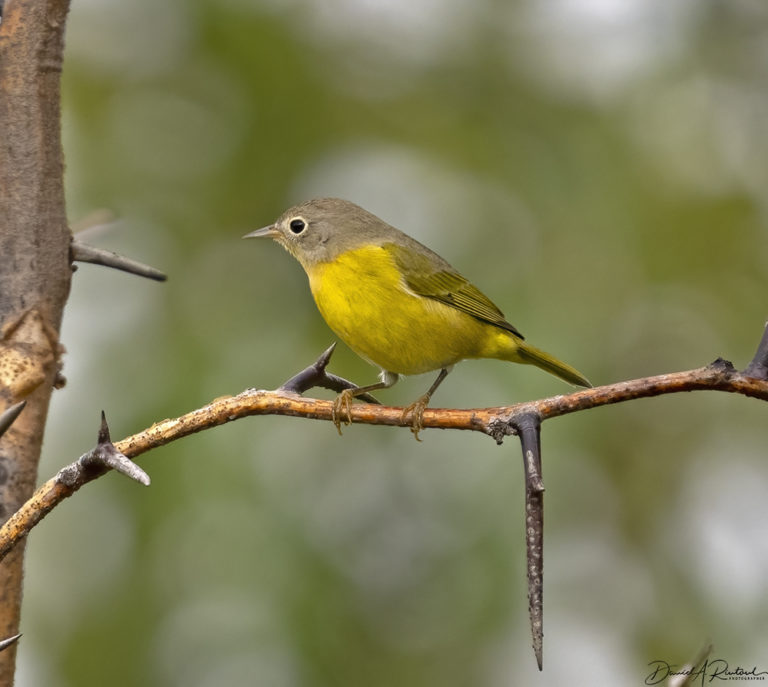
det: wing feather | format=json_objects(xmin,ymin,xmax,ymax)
[{"xmin": 386, "ymin": 242, "xmax": 524, "ymax": 339}]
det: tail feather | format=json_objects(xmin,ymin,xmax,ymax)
[{"xmin": 516, "ymin": 341, "xmax": 592, "ymax": 388}]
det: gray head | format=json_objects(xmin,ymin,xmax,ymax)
[{"xmin": 244, "ymin": 198, "xmax": 406, "ymax": 269}]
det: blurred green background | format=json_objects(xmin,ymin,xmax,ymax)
[{"xmin": 16, "ymin": 0, "xmax": 768, "ymax": 685}]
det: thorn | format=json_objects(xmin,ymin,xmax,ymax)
[
  {"xmin": 97, "ymin": 409, "xmax": 111, "ymax": 444},
  {"xmin": 315, "ymin": 342, "xmax": 337, "ymax": 371},
  {"xmin": 524, "ymin": 449, "xmax": 545, "ymax": 493},
  {"xmin": 0, "ymin": 634, "xmax": 21, "ymax": 652},
  {"xmin": 71, "ymin": 240, "xmax": 167, "ymax": 282},
  {"xmin": 278, "ymin": 344, "xmax": 380, "ymax": 403},
  {"xmin": 744, "ymin": 322, "xmax": 768, "ymax": 380},
  {"xmin": 0, "ymin": 401, "xmax": 26, "ymax": 439},
  {"xmin": 80, "ymin": 412, "xmax": 150, "ymax": 486},
  {"xmin": 514, "ymin": 412, "xmax": 545, "ymax": 671}
]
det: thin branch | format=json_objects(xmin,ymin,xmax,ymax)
[
  {"xmin": 487, "ymin": 358, "xmax": 768, "ymax": 442},
  {"xmin": 71, "ymin": 240, "xmax": 167, "ymax": 282},
  {"xmin": 0, "ymin": 349, "xmax": 763, "ymax": 674},
  {"xmin": 1, "ymin": 354, "xmax": 765, "ymax": 565},
  {"xmin": 0, "ymin": 402, "xmax": 25, "ymax": 439}
]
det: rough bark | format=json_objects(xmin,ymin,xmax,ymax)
[{"xmin": 0, "ymin": 1, "xmax": 72, "ymax": 683}]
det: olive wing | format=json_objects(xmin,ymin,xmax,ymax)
[{"xmin": 387, "ymin": 242, "xmax": 524, "ymax": 339}]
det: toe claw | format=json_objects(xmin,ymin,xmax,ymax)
[
  {"xmin": 401, "ymin": 394, "xmax": 430, "ymax": 442},
  {"xmin": 332, "ymin": 389, "xmax": 355, "ymax": 435}
]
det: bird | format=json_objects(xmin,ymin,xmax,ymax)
[{"xmin": 245, "ymin": 197, "xmax": 591, "ymax": 438}]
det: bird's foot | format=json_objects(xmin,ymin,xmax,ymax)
[
  {"xmin": 331, "ymin": 388, "xmax": 356, "ymax": 435},
  {"xmin": 401, "ymin": 394, "xmax": 431, "ymax": 442}
]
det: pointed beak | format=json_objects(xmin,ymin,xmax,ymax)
[{"xmin": 243, "ymin": 225, "xmax": 278, "ymax": 239}]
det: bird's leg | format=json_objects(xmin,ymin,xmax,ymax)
[
  {"xmin": 332, "ymin": 371, "xmax": 398, "ymax": 435},
  {"xmin": 401, "ymin": 367, "xmax": 452, "ymax": 441}
]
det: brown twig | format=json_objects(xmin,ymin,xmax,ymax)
[
  {"xmin": 487, "ymin": 358, "xmax": 767, "ymax": 442},
  {"xmin": 0, "ymin": 355, "xmax": 765, "ymax": 566},
  {"xmin": 70, "ymin": 240, "xmax": 167, "ymax": 282},
  {"xmin": 0, "ymin": 348, "xmax": 766, "ymax": 673}
]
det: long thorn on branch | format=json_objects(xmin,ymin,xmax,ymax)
[
  {"xmin": 0, "ymin": 401, "xmax": 25, "ymax": 438},
  {"xmin": 0, "ymin": 412, "xmax": 150, "ymax": 563},
  {"xmin": 279, "ymin": 343, "xmax": 381, "ymax": 404},
  {"xmin": 58, "ymin": 411, "xmax": 150, "ymax": 487},
  {"xmin": 744, "ymin": 322, "xmax": 768, "ymax": 381},
  {"xmin": 71, "ymin": 240, "xmax": 167, "ymax": 282},
  {"xmin": 0, "ymin": 635, "xmax": 21, "ymax": 653},
  {"xmin": 513, "ymin": 412, "xmax": 545, "ymax": 671}
]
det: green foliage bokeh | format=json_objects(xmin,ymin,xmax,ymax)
[{"xmin": 19, "ymin": 1, "xmax": 768, "ymax": 686}]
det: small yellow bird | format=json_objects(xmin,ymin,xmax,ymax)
[{"xmin": 245, "ymin": 198, "xmax": 591, "ymax": 436}]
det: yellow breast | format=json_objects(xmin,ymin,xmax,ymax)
[{"xmin": 306, "ymin": 246, "xmax": 503, "ymax": 375}]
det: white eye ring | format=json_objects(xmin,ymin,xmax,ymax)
[{"xmin": 289, "ymin": 217, "xmax": 306, "ymax": 234}]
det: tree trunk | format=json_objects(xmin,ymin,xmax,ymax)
[{"xmin": 0, "ymin": 1, "xmax": 72, "ymax": 683}]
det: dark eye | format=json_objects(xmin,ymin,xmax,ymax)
[{"xmin": 289, "ymin": 218, "xmax": 306, "ymax": 234}]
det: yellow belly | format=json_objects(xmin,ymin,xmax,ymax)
[{"xmin": 306, "ymin": 246, "xmax": 515, "ymax": 375}]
